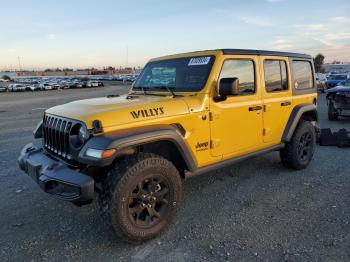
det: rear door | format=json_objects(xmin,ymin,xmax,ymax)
[{"xmin": 260, "ymin": 56, "xmax": 293, "ymax": 143}]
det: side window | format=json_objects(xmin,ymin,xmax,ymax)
[
  {"xmin": 292, "ymin": 60, "xmax": 314, "ymax": 89},
  {"xmin": 220, "ymin": 59, "xmax": 255, "ymax": 95},
  {"xmin": 264, "ymin": 60, "xmax": 288, "ymax": 92}
]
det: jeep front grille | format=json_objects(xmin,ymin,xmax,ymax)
[{"xmin": 43, "ymin": 115, "xmax": 73, "ymax": 159}]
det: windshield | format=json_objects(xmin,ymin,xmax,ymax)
[
  {"xmin": 328, "ymin": 75, "xmax": 347, "ymax": 80},
  {"xmin": 343, "ymin": 78, "xmax": 350, "ymax": 87},
  {"xmin": 133, "ymin": 56, "xmax": 215, "ymax": 92}
]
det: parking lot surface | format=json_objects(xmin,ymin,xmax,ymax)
[{"xmin": 0, "ymin": 86, "xmax": 349, "ymax": 262}]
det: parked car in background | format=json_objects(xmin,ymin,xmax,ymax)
[
  {"xmin": 316, "ymin": 74, "xmax": 327, "ymax": 93},
  {"xmin": 26, "ymin": 84, "xmax": 41, "ymax": 91},
  {"xmin": 86, "ymin": 80, "xmax": 104, "ymax": 87},
  {"xmin": 77, "ymin": 81, "xmax": 87, "ymax": 88},
  {"xmin": 59, "ymin": 81, "xmax": 70, "ymax": 89},
  {"xmin": 52, "ymin": 84, "xmax": 60, "ymax": 90},
  {"xmin": 0, "ymin": 86, "xmax": 7, "ymax": 92},
  {"xmin": 325, "ymin": 74, "xmax": 349, "ymax": 89},
  {"xmin": 8, "ymin": 84, "xmax": 26, "ymax": 92},
  {"xmin": 326, "ymin": 78, "xmax": 350, "ymax": 120},
  {"xmin": 39, "ymin": 83, "xmax": 54, "ymax": 91}
]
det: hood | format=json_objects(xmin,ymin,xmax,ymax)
[
  {"xmin": 327, "ymin": 85, "xmax": 350, "ymax": 94},
  {"xmin": 326, "ymin": 79, "xmax": 343, "ymax": 85},
  {"xmin": 46, "ymin": 94, "xmax": 190, "ymax": 129}
]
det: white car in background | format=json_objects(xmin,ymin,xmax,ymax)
[
  {"xmin": 8, "ymin": 84, "xmax": 26, "ymax": 92},
  {"xmin": 39, "ymin": 83, "xmax": 54, "ymax": 91},
  {"xmin": 86, "ymin": 80, "xmax": 103, "ymax": 87}
]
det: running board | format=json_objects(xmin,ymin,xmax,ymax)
[{"xmin": 185, "ymin": 144, "xmax": 284, "ymax": 178}]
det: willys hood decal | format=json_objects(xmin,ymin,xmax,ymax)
[{"xmin": 46, "ymin": 95, "xmax": 190, "ymax": 129}]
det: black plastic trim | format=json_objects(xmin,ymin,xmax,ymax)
[
  {"xmin": 186, "ymin": 144, "xmax": 284, "ymax": 178},
  {"xmin": 78, "ymin": 125, "xmax": 197, "ymax": 171},
  {"xmin": 33, "ymin": 120, "xmax": 43, "ymax": 139},
  {"xmin": 282, "ymin": 104, "xmax": 318, "ymax": 142},
  {"xmin": 18, "ymin": 143, "xmax": 94, "ymax": 204}
]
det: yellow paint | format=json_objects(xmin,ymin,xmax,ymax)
[{"xmin": 46, "ymin": 50, "xmax": 317, "ymax": 168}]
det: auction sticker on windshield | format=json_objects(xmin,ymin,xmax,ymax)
[{"xmin": 188, "ymin": 57, "xmax": 211, "ymax": 66}]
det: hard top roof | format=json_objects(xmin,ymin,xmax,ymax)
[
  {"xmin": 151, "ymin": 49, "xmax": 312, "ymax": 62},
  {"xmin": 219, "ymin": 49, "xmax": 311, "ymax": 59}
]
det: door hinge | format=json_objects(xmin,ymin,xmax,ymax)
[
  {"xmin": 263, "ymin": 128, "xmax": 271, "ymax": 136},
  {"xmin": 209, "ymin": 112, "xmax": 213, "ymax": 121},
  {"xmin": 210, "ymin": 139, "xmax": 220, "ymax": 148}
]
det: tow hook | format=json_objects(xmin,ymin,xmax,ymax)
[
  {"xmin": 47, "ymin": 163, "xmax": 59, "ymax": 171},
  {"xmin": 25, "ymin": 146, "xmax": 35, "ymax": 153}
]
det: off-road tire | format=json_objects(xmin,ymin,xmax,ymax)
[
  {"xmin": 280, "ymin": 120, "xmax": 316, "ymax": 170},
  {"xmin": 98, "ymin": 153, "xmax": 182, "ymax": 242},
  {"xmin": 328, "ymin": 101, "xmax": 338, "ymax": 120}
]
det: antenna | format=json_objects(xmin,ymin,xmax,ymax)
[
  {"xmin": 17, "ymin": 56, "xmax": 22, "ymax": 71},
  {"xmin": 126, "ymin": 46, "xmax": 129, "ymax": 68}
]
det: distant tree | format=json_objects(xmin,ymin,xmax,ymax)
[
  {"xmin": 314, "ymin": 54, "xmax": 325, "ymax": 73},
  {"xmin": 63, "ymin": 68, "xmax": 73, "ymax": 71},
  {"xmin": 2, "ymin": 75, "xmax": 12, "ymax": 81},
  {"xmin": 106, "ymin": 66, "xmax": 115, "ymax": 71}
]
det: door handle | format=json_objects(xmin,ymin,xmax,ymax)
[
  {"xmin": 249, "ymin": 106, "xmax": 263, "ymax": 111},
  {"xmin": 281, "ymin": 101, "xmax": 291, "ymax": 106}
]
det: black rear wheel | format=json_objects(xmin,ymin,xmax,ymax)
[
  {"xmin": 98, "ymin": 153, "xmax": 182, "ymax": 242},
  {"xmin": 280, "ymin": 121, "xmax": 316, "ymax": 170}
]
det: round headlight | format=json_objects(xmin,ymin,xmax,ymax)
[{"xmin": 78, "ymin": 125, "xmax": 89, "ymax": 142}]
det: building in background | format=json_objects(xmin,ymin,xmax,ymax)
[{"xmin": 15, "ymin": 67, "xmax": 142, "ymax": 77}]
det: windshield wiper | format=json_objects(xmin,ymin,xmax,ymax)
[
  {"xmin": 153, "ymin": 86, "xmax": 183, "ymax": 98},
  {"xmin": 131, "ymin": 86, "xmax": 167, "ymax": 96}
]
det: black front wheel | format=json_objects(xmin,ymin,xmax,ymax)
[
  {"xmin": 328, "ymin": 101, "xmax": 338, "ymax": 121},
  {"xmin": 98, "ymin": 153, "xmax": 182, "ymax": 242},
  {"xmin": 280, "ymin": 121, "xmax": 316, "ymax": 170}
]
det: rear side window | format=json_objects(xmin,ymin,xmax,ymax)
[
  {"xmin": 219, "ymin": 59, "xmax": 255, "ymax": 95},
  {"xmin": 264, "ymin": 60, "xmax": 288, "ymax": 92},
  {"xmin": 292, "ymin": 61, "xmax": 314, "ymax": 89}
]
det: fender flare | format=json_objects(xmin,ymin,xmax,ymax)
[
  {"xmin": 78, "ymin": 124, "xmax": 197, "ymax": 171},
  {"xmin": 282, "ymin": 104, "xmax": 318, "ymax": 142}
]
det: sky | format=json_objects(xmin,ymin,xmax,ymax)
[{"xmin": 0, "ymin": 0, "xmax": 349, "ymax": 70}]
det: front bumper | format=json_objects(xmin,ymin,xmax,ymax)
[
  {"xmin": 18, "ymin": 143, "xmax": 94, "ymax": 205},
  {"xmin": 335, "ymin": 95, "xmax": 350, "ymax": 111}
]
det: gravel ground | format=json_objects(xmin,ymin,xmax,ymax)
[{"xmin": 0, "ymin": 86, "xmax": 349, "ymax": 262}]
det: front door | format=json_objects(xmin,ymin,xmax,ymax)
[{"xmin": 210, "ymin": 57, "xmax": 263, "ymax": 157}]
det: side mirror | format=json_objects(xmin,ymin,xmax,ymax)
[{"xmin": 218, "ymin": 77, "xmax": 239, "ymax": 98}]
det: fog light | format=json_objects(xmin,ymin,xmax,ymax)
[{"xmin": 86, "ymin": 148, "xmax": 116, "ymax": 159}]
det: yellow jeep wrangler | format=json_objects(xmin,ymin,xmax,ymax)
[{"xmin": 18, "ymin": 49, "xmax": 317, "ymax": 242}]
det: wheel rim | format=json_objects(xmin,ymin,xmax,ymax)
[
  {"xmin": 297, "ymin": 132, "xmax": 313, "ymax": 162},
  {"xmin": 127, "ymin": 175, "xmax": 170, "ymax": 228}
]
